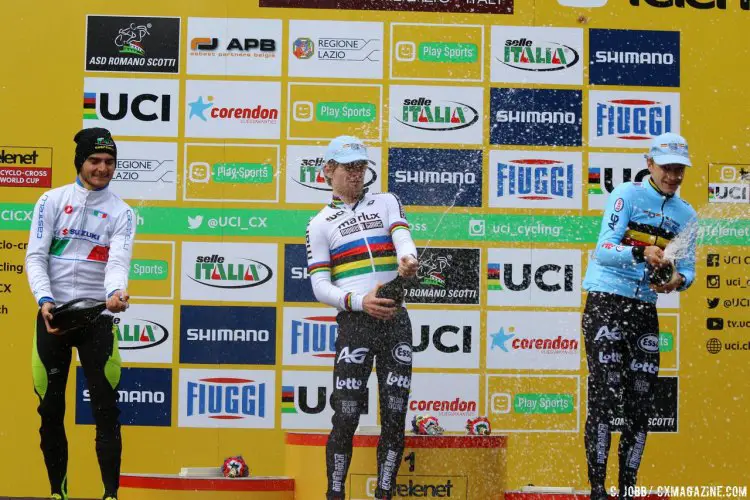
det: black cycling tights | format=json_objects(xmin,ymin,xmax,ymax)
[
  {"xmin": 326, "ymin": 308, "xmax": 413, "ymax": 500},
  {"xmin": 583, "ymin": 292, "xmax": 660, "ymax": 500},
  {"xmin": 32, "ymin": 311, "xmax": 122, "ymax": 499}
]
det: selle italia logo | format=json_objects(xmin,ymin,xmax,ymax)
[
  {"xmin": 114, "ymin": 317, "xmax": 169, "ymax": 350},
  {"xmin": 396, "ymin": 97, "xmax": 478, "ymax": 132},
  {"xmin": 189, "ymin": 254, "xmax": 273, "ymax": 289},
  {"xmin": 500, "ymin": 38, "xmax": 579, "ymax": 71}
]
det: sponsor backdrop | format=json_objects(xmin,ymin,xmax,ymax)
[{"xmin": 0, "ymin": 0, "xmax": 748, "ymax": 496}]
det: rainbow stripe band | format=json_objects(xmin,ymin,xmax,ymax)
[
  {"xmin": 344, "ymin": 292, "xmax": 353, "ymax": 311},
  {"xmin": 389, "ymin": 221, "xmax": 410, "ymax": 233},
  {"xmin": 308, "ymin": 261, "xmax": 331, "ymax": 275},
  {"xmin": 331, "ymin": 235, "xmax": 397, "ymax": 280}
]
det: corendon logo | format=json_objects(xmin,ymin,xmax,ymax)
[
  {"xmin": 500, "ymin": 38, "xmax": 580, "ymax": 71},
  {"xmin": 409, "ymin": 398, "xmax": 477, "ymax": 414},
  {"xmin": 337, "ymin": 347, "xmax": 369, "ymax": 364},
  {"xmin": 189, "ymin": 254, "xmax": 273, "ymax": 289},
  {"xmin": 82, "ymin": 92, "xmax": 171, "ymax": 121},
  {"xmin": 186, "ymin": 378, "xmax": 265, "ymax": 419},
  {"xmin": 487, "ymin": 262, "xmax": 574, "ymax": 292},
  {"xmin": 396, "ymin": 97, "xmax": 479, "ymax": 132},
  {"xmin": 497, "ymin": 159, "xmax": 574, "ymax": 200},
  {"xmin": 291, "ymin": 316, "xmax": 338, "ymax": 357},
  {"xmin": 114, "ymin": 317, "xmax": 169, "ymax": 350},
  {"xmin": 596, "ymin": 99, "xmax": 672, "ymax": 140},
  {"xmin": 188, "ymin": 96, "xmax": 279, "ymax": 124},
  {"xmin": 293, "ymin": 157, "xmax": 377, "ymax": 192}
]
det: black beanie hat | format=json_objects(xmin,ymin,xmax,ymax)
[{"xmin": 73, "ymin": 127, "xmax": 117, "ymax": 172}]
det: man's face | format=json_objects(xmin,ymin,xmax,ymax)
[
  {"xmin": 648, "ymin": 159, "xmax": 686, "ymax": 195},
  {"xmin": 325, "ymin": 160, "xmax": 368, "ymax": 198},
  {"xmin": 80, "ymin": 153, "xmax": 116, "ymax": 189}
]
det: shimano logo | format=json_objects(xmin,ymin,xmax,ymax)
[
  {"xmin": 394, "ymin": 171, "xmax": 476, "ymax": 184},
  {"xmin": 496, "ymin": 110, "xmax": 577, "ymax": 124},
  {"xmin": 83, "ymin": 389, "xmax": 165, "ymax": 404},
  {"xmin": 594, "ymin": 51, "xmax": 675, "ymax": 65},
  {"xmin": 186, "ymin": 328, "xmax": 270, "ymax": 342}
]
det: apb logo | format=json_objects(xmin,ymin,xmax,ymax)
[
  {"xmin": 491, "ymin": 26, "xmax": 583, "ymax": 85},
  {"xmin": 490, "ymin": 150, "xmax": 582, "ymax": 210},
  {"xmin": 589, "ymin": 29, "xmax": 680, "ymax": 87},
  {"xmin": 589, "ymin": 90, "xmax": 679, "ymax": 148},
  {"xmin": 83, "ymin": 78, "xmax": 179, "ymax": 137},
  {"xmin": 76, "ymin": 367, "xmax": 172, "ymax": 426},
  {"xmin": 487, "ymin": 248, "xmax": 581, "ymax": 307},
  {"xmin": 587, "ymin": 153, "xmax": 649, "ymax": 211},
  {"xmin": 186, "ymin": 18, "xmax": 282, "ymax": 77},
  {"xmin": 179, "ymin": 369, "xmax": 275, "ymax": 428},
  {"xmin": 490, "ymin": 88, "xmax": 582, "ymax": 146},
  {"xmin": 85, "ymin": 16, "xmax": 180, "ymax": 73}
]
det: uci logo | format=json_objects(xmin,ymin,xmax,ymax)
[
  {"xmin": 412, "ymin": 325, "xmax": 472, "ymax": 354},
  {"xmin": 87, "ymin": 92, "xmax": 172, "ymax": 122},
  {"xmin": 392, "ymin": 342, "xmax": 412, "ymax": 365}
]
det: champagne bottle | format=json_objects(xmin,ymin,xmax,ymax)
[
  {"xmin": 376, "ymin": 275, "xmax": 405, "ymax": 303},
  {"xmin": 647, "ymin": 262, "xmax": 675, "ymax": 287}
]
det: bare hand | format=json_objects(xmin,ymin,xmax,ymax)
[
  {"xmin": 41, "ymin": 302, "xmax": 61, "ymax": 335},
  {"xmin": 363, "ymin": 284, "xmax": 397, "ymax": 321},
  {"xmin": 106, "ymin": 289, "xmax": 130, "ymax": 313},
  {"xmin": 398, "ymin": 255, "xmax": 418, "ymax": 278},
  {"xmin": 644, "ymin": 246, "xmax": 667, "ymax": 268},
  {"xmin": 650, "ymin": 268, "xmax": 683, "ymax": 294}
]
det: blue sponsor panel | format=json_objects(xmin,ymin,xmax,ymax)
[
  {"xmin": 180, "ymin": 306, "xmax": 276, "ymax": 364},
  {"xmin": 489, "ymin": 88, "xmax": 582, "ymax": 146},
  {"xmin": 589, "ymin": 29, "xmax": 680, "ymax": 87},
  {"xmin": 75, "ymin": 367, "xmax": 172, "ymax": 427},
  {"xmin": 387, "ymin": 148, "xmax": 482, "ymax": 207},
  {"xmin": 284, "ymin": 244, "xmax": 317, "ymax": 303},
  {"xmin": 589, "ymin": 91, "xmax": 679, "ymax": 148}
]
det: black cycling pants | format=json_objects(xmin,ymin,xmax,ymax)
[
  {"xmin": 583, "ymin": 292, "xmax": 660, "ymax": 500},
  {"xmin": 32, "ymin": 311, "xmax": 122, "ymax": 499},
  {"xmin": 326, "ymin": 308, "xmax": 413, "ymax": 500}
]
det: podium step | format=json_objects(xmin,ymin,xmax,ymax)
[{"xmin": 120, "ymin": 473, "xmax": 294, "ymax": 499}]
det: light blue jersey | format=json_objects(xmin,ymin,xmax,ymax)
[{"xmin": 583, "ymin": 178, "xmax": 697, "ymax": 303}]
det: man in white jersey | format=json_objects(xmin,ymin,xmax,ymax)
[
  {"xmin": 306, "ymin": 136, "xmax": 418, "ymax": 500},
  {"xmin": 25, "ymin": 127, "xmax": 134, "ymax": 500}
]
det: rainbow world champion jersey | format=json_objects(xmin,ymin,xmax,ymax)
[{"xmin": 306, "ymin": 191, "xmax": 417, "ymax": 312}]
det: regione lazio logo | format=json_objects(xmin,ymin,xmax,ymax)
[
  {"xmin": 388, "ymin": 85, "xmax": 483, "ymax": 145},
  {"xmin": 285, "ymin": 145, "xmax": 381, "ymax": 204},
  {"xmin": 83, "ymin": 77, "xmax": 179, "ymax": 137},
  {"xmin": 589, "ymin": 90, "xmax": 680, "ymax": 148},
  {"xmin": 281, "ymin": 371, "xmax": 377, "ymax": 430},
  {"xmin": 486, "ymin": 311, "xmax": 581, "ymax": 371},
  {"xmin": 185, "ymin": 80, "xmax": 281, "ymax": 139},
  {"xmin": 283, "ymin": 307, "xmax": 339, "ymax": 366},
  {"xmin": 109, "ymin": 141, "xmax": 177, "ymax": 201},
  {"xmin": 587, "ymin": 153, "xmax": 649, "ymax": 211},
  {"xmin": 489, "ymin": 150, "xmax": 582, "ymax": 210},
  {"xmin": 180, "ymin": 242, "xmax": 277, "ymax": 302},
  {"xmin": 487, "ymin": 248, "xmax": 582, "ymax": 307},
  {"xmin": 178, "ymin": 369, "xmax": 275, "ymax": 428},
  {"xmin": 288, "ymin": 20, "xmax": 383, "ymax": 79},
  {"xmin": 186, "ymin": 17, "xmax": 281, "ymax": 77},
  {"xmin": 491, "ymin": 26, "xmax": 583, "ymax": 85}
]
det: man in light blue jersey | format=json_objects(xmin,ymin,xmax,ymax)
[{"xmin": 582, "ymin": 133, "xmax": 697, "ymax": 500}]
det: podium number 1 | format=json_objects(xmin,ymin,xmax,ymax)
[{"xmin": 404, "ymin": 451, "xmax": 415, "ymax": 472}]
